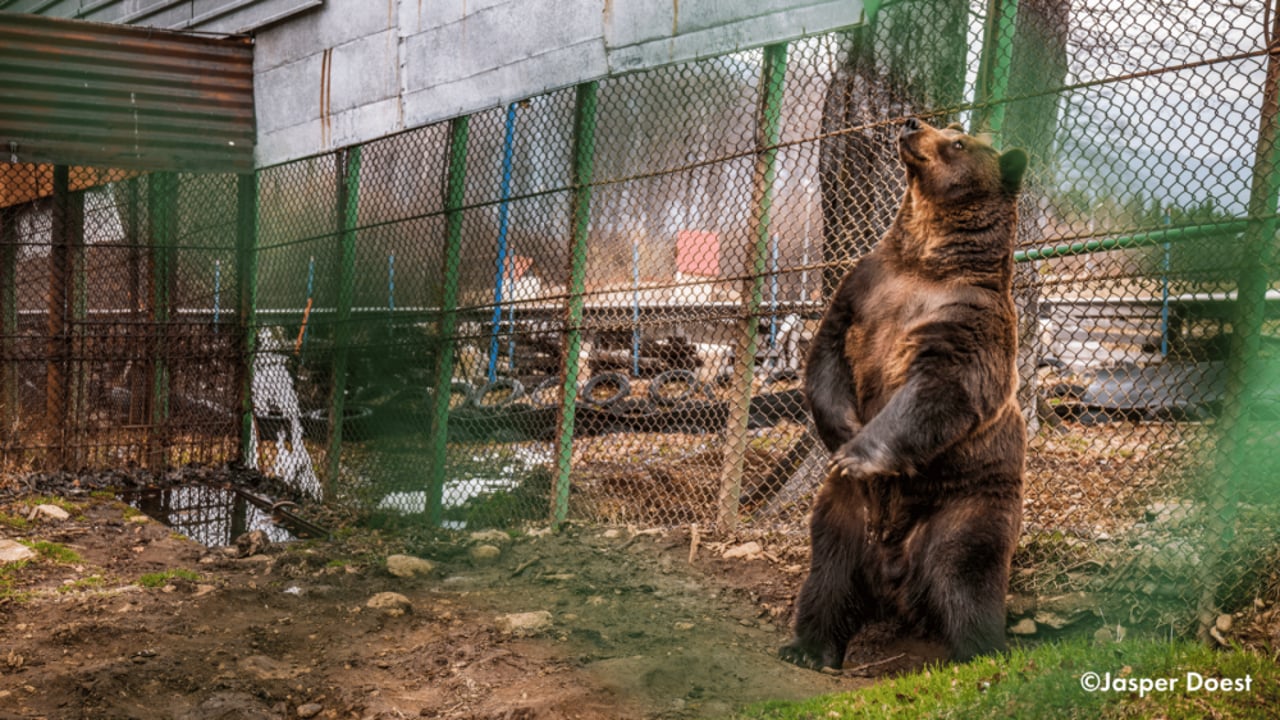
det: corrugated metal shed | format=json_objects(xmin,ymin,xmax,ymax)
[
  {"xmin": 0, "ymin": 0, "xmax": 320, "ymax": 35},
  {"xmin": 0, "ymin": 13, "xmax": 255, "ymax": 175}
]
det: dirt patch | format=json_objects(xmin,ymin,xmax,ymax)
[{"xmin": 0, "ymin": 490, "xmax": 873, "ymax": 719}]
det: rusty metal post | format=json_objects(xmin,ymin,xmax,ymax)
[
  {"xmin": 1, "ymin": 204, "xmax": 16, "ymax": 448},
  {"xmin": 718, "ymin": 43, "xmax": 788, "ymax": 530}
]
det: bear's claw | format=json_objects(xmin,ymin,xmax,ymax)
[{"xmin": 779, "ymin": 639, "xmax": 842, "ymax": 671}]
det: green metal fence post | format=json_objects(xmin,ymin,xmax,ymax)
[
  {"xmin": 427, "ymin": 116, "xmax": 470, "ymax": 526},
  {"xmin": 973, "ymin": 0, "xmax": 1019, "ymax": 142},
  {"xmin": 1, "ymin": 204, "xmax": 16, "ymax": 449},
  {"xmin": 327, "ymin": 147, "xmax": 362, "ymax": 492},
  {"xmin": 717, "ymin": 43, "xmax": 788, "ymax": 530},
  {"xmin": 147, "ymin": 172, "xmax": 177, "ymax": 469},
  {"xmin": 236, "ymin": 172, "xmax": 260, "ymax": 463},
  {"xmin": 1198, "ymin": 1, "xmax": 1280, "ymax": 632},
  {"xmin": 551, "ymin": 81, "xmax": 599, "ymax": 530}
]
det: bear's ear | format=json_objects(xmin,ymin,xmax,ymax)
[
  {"xmin": 999, "ymin": 148, "xmax": 1028, "ymax": 192},
  {"xmin": 946, "ymin": 122, "xmax": 965, "ymax": 132}
]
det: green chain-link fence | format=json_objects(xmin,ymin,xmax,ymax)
[{"xmin": 3, "ymin": 0, "xmax": 1279, "ymax": 636}]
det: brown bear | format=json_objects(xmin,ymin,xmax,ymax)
[{"xmin": 780, "ymin": 117, "xmax": 1028, "ymax": 669}]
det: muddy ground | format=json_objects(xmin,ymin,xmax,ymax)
[{"xmin": 0, "ymin": 483, "xmax": 896, "ymax": 720}]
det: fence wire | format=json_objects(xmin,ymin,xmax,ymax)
[{"xmin": 2, "ymin": 0, "xmax": 1279, "ymax": 635}]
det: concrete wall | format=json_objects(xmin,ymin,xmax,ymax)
[{"xmin": 254, "ymin": 0, "xmax": 866, "ymax": 167}]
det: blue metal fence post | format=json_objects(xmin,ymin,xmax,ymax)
[{"xmin": 489, "ymin": 103, "xmax": 519, "ymax": 382}]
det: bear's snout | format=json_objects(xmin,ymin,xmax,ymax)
[{"xmin": 899, "ymin": 119, "xmax": 928, "ymax": 164}]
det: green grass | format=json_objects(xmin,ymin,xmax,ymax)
[
  {"xmin": 0, "ymin": 512, "xmax": 30, "ymax": 530},
  {"xmin": 25, "ymin": 496, "xmax": 81, "ymax": 518},
  {"xmin": 0, "ymin": 559, "xmax": 32, "ymax": 603},
  {"xmin": 137, "ymin": 569, "xmax": 200, "ymax": 588},
  {"xmin": 732, "ymin": 638, "xmax": 1280, "ymax": 719},
  {"xmin": 22, "ymin": 540, "xmax": 82, "ymax": 564},
  {"xmin": 57, "ymin": 575, "xmax": 107, "ymax": 594}
]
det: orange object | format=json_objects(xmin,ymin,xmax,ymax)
[
  {"xmin": 676, "ymin": 230, "xmax": 720, "ymax": 276},
  {"xmin": 294, "ymin": 298, "xmax": 314, "ymax": 355}
]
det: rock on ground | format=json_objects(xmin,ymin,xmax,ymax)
[
  {"xmin": 0, "ymin": 539, "xmax": 36, "ymax": 564},
  {"xmin": 386, "ymin": 554, "xmax": 436, "ymax": 578},
  {"xmin": 722, "ymin": 541, "xmax": 763, "ymax": 560},
  {"xmin": 234, "ymin": 530, "xmax": 270, "ymax": 558},
  {"xmin": 367, "ymin": 592, "xmax": 413, "ymax": 616},
  {"xmin": 470, "ymin": 544, "xmax": 502, "ymax": 563},
  {"xmin": 1009, "ymin": 618, "xmax": 1037, "ymax": 636},
  {"xmin": 497, "ymin": 611, "xmax": 554, "ymax": 637},
  {"xmin": 33, "ymin": 504, "xmax": 70, "ymax": 521},
  {"xmin": 470, "ymin": 529, "xmax": 513, "ymax": 546}
]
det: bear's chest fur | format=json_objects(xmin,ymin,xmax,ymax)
[{"xmin": 840, "ymin": 254, "xmax": 1016, "ymax": 429}]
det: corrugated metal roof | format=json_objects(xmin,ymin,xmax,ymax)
[
  {"xmin": 0, "ymin": 13, "xmax": 254, "ymax": 174},
  {"xmin": 0, "ymin": 0, "xmax": 321, "ymax": 35}
]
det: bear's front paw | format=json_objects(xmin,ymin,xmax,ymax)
[
  {"xmin": 827, "ymin": 440, "xmax": 893, "ymax": 481},
  {"xmin": 779, "ymin": 638, "xmax": 843, "ymax": 671}
]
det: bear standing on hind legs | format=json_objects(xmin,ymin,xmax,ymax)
[{"xmin": 780, "ymin": 118, "xmax": 1029, "ymax": 670}]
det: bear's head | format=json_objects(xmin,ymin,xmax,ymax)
[{"xmin": 898, "ymin": 118, "xmax": 1027, "ymax": 207}]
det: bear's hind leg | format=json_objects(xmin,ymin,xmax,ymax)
[
  {"xmin": 912, "ymin": 498, "xmax": 1019, "ymax": 662},
  {"xmin": 781, "ymin": 484, "xmax": 876, "ymax": 670}
]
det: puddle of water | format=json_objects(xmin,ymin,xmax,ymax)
[
  {"xmin": 118, "ymin": 485, "xmax": 312, "ymax": 547},
  {"xmin": 372, "ymin": 444, "xmax": 554, "ymax": 526},
  {"xmin": 376, "ymin": 476, "xmax": 520, "ymax": 516}
]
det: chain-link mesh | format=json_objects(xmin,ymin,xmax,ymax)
[
  {"xmin": 3, "ymin": 0, "xmax": 1278, "ymax": 637},
  {"xmin": 1, "ymin": 166, "xmax": 241, "ymax": 472}
]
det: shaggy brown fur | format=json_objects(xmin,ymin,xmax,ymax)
[{"xmin": 781, "ymin": 118, "xmax": 1028, "ymax": 669}]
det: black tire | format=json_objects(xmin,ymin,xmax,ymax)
[
  {"xmin": 581, "ymin": 372, "xmax": 630, "ymax": 408},
  {"xmin": 762, "ymin": 368, "xmax": 800, "ymax": 387},
  {"xmin": 610, "ymin": 397, "xmax": 662, "ymax": 433},
  {"xmin": 471, "ymin": 377, "xmax": 526, "ymax": 409},
  {"xmin": 389, "ymin": 387, "xmax": 435, "ymax": 417},
  {"xmin": 748, "ymin": 388, "xmax": 807, "ymax": 428},
  {"xmin": 446, "ymin": 381, "xmax": 475, "ymax": 411},
  {"xmin": 648, "ymin": 369, "xmax": 700, "ymax": 406},
  {"xmin": 610, "ymin": 397, "xmax": 657, "ymax": 417},
  {"xmin": 529, "ymin": 375, "xmax": 564, "ymax": 409},
  {"xmin": 301, "ymin": 404, "xmax": 375, "ymax": 440}
]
